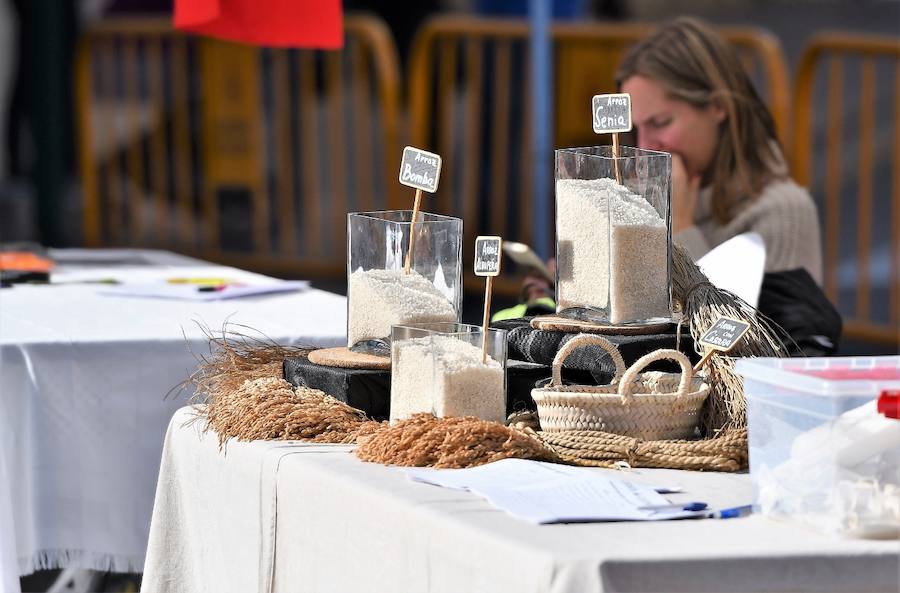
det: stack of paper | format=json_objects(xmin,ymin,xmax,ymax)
[{"xmin": 401, "ymin": 459, "xmax": 707, "ymax": 524}]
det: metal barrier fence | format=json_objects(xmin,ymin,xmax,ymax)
[
  {"xmin": 793, "ymin": 32, "xmax": 900, "ymax": 346},
  {"xmin": 76, "ymin": 16, "xmax": 401, "ymax": 279}
]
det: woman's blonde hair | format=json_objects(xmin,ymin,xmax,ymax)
[{"xmin": 616, "ymin": 17, "xmax": 785, "ymax": 223}]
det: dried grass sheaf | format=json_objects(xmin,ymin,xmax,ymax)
[
  {"xmin": 185, "ymin": 324, "xmax": 381, "ymax": 448},
  {"xmin": 672, "ymin": 244, "xmax": 788, "ymax": 433},
  {"xmin": 355, "ymin": 413, "xmax": 560, "ymax": 468}
]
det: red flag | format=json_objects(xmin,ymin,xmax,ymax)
[{"xmin": 174, "ymin": 0, "xmax": 343, "ymax": 49}]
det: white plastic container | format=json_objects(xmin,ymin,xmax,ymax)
[{"xmin": 736, "ymin": 356, "xmax": 900, "ymax": 538}]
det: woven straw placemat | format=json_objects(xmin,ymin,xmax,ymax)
[
  {"xmin": 531, "ymin": 315, "xmax": 671, "ymax": 335},
  {"xmin": 307, "ymin": 347, "xmax": 391, "ymax": 370}
]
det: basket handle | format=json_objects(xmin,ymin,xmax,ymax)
[
  {"xmin": 551, "ymin": 334, "xmax": 628, "ymax": 387},
  {"xmin": 618, "ymin": 349, "xmax": 694, "ymax": 404}
]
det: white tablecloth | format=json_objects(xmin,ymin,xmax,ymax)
[
  {"xmin": 142, "ymin": 407, "xmax": 900, "ymax": 593},
  {"xmin": 0, "ymin": 249, "xmax": 347, "ymax": 587}
]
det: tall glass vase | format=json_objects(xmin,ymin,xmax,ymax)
[
  {"xmin": 347, "ymin": 210, "xmax": 462, "ymax": 354},
  {"xmin": 555, "ymin": 145, "xmax": 673, "ymax": 325}
]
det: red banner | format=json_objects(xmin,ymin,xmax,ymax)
[{"xmin": 174, "ymin": 0, "xmax": 343, "ymax": 48}]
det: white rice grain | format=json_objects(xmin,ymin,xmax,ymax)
[
  {"xmin": 347, "ymin": 269, "xmax": 457, "ymax": 347},
  {"xmin": 556, "ymin": 177, "xmax": 669, "ymax": 323},
  {"xmin": 391, "ymin": 335, "xmax": 505, "ymax": 424}
]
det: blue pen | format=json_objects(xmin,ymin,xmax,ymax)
[{"xmin": 709, "ymin": 504, "xmax": 754, "ymax": 519}]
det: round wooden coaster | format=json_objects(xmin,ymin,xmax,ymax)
[
  {"xmin": 307, "ymin": 347, "xmax": 391, "ymax": 370},
  {"xmin": 530, "ymin": 315, "xmax": 672, "ymax": 335}
]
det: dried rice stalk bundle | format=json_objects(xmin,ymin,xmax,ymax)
[
  {"xmin": 672, "ymin": 244, "xmax": 788, "ymax": 432},
  {"xmin": 540, "ymin": 428, "xmax": 748, "ymax": 471},
  {"xmin": 183, "ymin": 323, "xmax": 314, "ymax": 406},
  {"xmin": 206, "ymin": 376, "xmax": 384, "ymax": 447},
  {"xmin": 356, "ymin": 413, "xmax": 560, "ymax": 468}
]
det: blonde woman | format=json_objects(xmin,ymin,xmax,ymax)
[{"xmin": 617, "ymin": 17, "xmax": 822, "ymax": 283}]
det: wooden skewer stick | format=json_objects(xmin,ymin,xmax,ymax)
[
  {"xmin": 481, "ymin": 275, "xmax": 493, "ymax": 364},
  {"xmin": 403, "ymin": 188, "xmax": 423, "ymax": 274},
  {"xmin": 692, "ymin": 349, "xmax": 717, "ymax": 373},
  {"xmin": 612, "ymin": 132, "xmax": 621, "ymax": 184}
]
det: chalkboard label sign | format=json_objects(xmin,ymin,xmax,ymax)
[
  {"xmin": 474, "ymin": 236, "xmax": 502, "ymax": 277},
  {"xmin": 592, "ymin": 93, "xmax": 632, "ymax": 134},
  {"xmin": 399, "ymin": 146, "xmax": 442, "ymax": 193},
  {"xmin": 699, "ymin": 316, "xmax": 751, "ymax": 352}
]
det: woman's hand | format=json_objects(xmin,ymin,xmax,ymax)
[{"xmin": 671, "ymin": 153, "xmax": 701, "ymax": 233}]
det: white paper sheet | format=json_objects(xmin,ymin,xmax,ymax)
[
  {"xmin": 400, "ymin": 459, "xmax": 707, "ymax": 524},
  {"xmin": 698, "ymin": 232, "xmax": 766, "ymax": 307},
  {"xmin": 96, "ymin": 280, "xmax": 310, "ymax": 301}
]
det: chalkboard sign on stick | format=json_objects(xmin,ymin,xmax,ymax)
[
  {"xmin": 474, "ymin": 236, "xmax": 502, "ymax": 277},
  {"xmin": 592, "ymin": 93, "xmax": 631, "ymax": 183},
  {"xmin": 475, "ymin": 236, "xmax": 503, "ymax": 363},
  {"xmin": 694, "ymin": 316, "xmax": 751, "ymax": 372},
  {"xmin": 399, "ymin": 146, "xmax": 441, "ymax": 193},
  {"xmin": 399, "ymin": 146, "xmax": 442, "ymax": 273},
  {"xmin": 591, "ymin": 93, "xmax": 632, "ymax": 134}
]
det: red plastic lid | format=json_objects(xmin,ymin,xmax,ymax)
[
  {"xmin": 800, "ymin": 368, "xmax": 900, "ymax": 381},
  {"xmin": 877, "ymin": 390, "xmax": 900, "ymax": 419}
]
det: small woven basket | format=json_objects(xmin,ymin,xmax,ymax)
[{"xmin": 531, "ymin": 334, "xmax": 710, "ymax": 440}]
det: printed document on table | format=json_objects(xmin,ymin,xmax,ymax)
[
  {"xmin": 96, "ymin": 280, "xmax": 309, "ymax": 301},
  {"xmin": 400, "ymin": 459, "xmax": 706, "ymax": 524}
]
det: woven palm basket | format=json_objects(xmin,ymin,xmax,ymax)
[{"xmin": 532, "ymin": 334, "xmax": 710, "ymax": 440}]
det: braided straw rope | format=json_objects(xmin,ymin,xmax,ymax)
[
  {"xmin": 539, "ymin": 428, "xmax": 748, "ymax": 471},
  {"xmin": 532, "ymin": 335, "xmax": 710, "ymax": 440}
]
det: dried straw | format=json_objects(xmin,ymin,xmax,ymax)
[
  {"xmin": 540, "ymin": 428, "xmax": 748, "ymax": 471},
  {"xmin": 205, "ymin": 377, "xmax": 384, "ymax": 447},
  {"xmin": 185, "ymin": 325, "xmax": 384, "ymax": 448},
  {"xmin": 182, "ymin": 322, "xmax": 314, "ymax": 405},
  {"xmin": 356, "ymin": 413, "xmax": 560, "ymax": 468},
  {"xmin": 671, "ymin": 243, "xmax": 788, "ymax": 432}
]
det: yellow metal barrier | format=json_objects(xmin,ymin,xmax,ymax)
[
  {"xmin": 793, "ymin": 33, "xmax": 900, "ymax": 346},
  {"xmin": 75, "ymin": 16, "xmax": 401, "ymax": 278},
  {"xmin": 407, "ymin": 16, "xmax": 791, "ymax": 295}
]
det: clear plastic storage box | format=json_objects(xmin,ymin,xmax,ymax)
[{"xmin": 735, "ymin": 356, "xmax": 900, "ymax": 538}]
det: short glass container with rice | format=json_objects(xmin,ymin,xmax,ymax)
[
  {"xmin": 390, "ymin": 322, "xmax": 508, "ymax": 425},
  {"xmin": 347, "ymin": 211, "xmax": 463, "ymax": 355},
  {"xmin": 555, "ymin": 146, "xmax": 673, "ymax": 325}
]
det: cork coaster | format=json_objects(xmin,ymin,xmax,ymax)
[
  {"xmin": 307, "ymin": 347, "xmax": 391, "ymax": 370},
  {"xmin": 531, "ymin": 315, "xmax": 671, "ymax": 335}
]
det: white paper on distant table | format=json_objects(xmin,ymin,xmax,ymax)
[
  {"xmin": 697, "ymin": 232, "xmax": 766, "ymax": 307},
  {"xmin": 97, "ymin": 280, "xmax": 310, "ymax": 301},
  {"xmin": 400, "ymin": 459, "xmax": 706, "ymax": 524}
]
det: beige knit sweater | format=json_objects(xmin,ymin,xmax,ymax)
[{"xmin": 674, "ymin": 179, "xmax": 823, "ymax": 285}]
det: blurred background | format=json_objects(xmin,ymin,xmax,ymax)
[{"xmin": 0, "ymin": 0, "xmax": 898, "ymax": 352}]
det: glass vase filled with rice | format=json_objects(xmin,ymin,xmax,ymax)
[
  {"xmin": 555, "ymin": 145, "xmax": 673, "ymax": 325},
  {"xmin": 347, "ymin": 211, "xmax": 462, "ymax": 356},
  {"xmin": 389, "ymin": 322, "xmax": 507, "ymax": 425}
]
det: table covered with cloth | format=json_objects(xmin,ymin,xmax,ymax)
[
  {"xmin": 142, "ymin": 406, "xmax": 899, "ymax": 593},
  {"xmin": 0, "ymin": 249, "xmax": 347, "ymax": 586}
]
